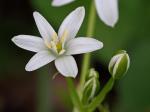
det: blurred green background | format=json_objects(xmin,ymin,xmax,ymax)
[{"xmin": 0, "ymin": 0, "xmax": 150, "ymax": 112}]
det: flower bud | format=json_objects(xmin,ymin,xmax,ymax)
[
  {"xmin": 88, "ymin": 68, "xmax": 99, "ymax": 79},
  {"xmin": 82, "ymin": 69, "xmax": 100, "ymax": 104},
  {"xmin": 109, "ymin": 50, "xmax": 130, "ymax": 79}
]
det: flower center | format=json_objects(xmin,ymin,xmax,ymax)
[{"xmin": 44, "ymin": 31, "xmax": 68, "ymax": 55}]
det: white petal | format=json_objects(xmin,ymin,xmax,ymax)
[
  {"xmin": 52, "ymin": 0, "xmax": 75, "ymax": 6},
  {"xmin": 58, "ymin": 7, "xmax": 85, "ymax": 43},
  {"xmin": 12, "ymin": 35, "xmax": 47, "ymax": 52},
  {"xmin": 33, "ymin": 11, "xmax": 57, "ymax": 43},
  {"xmin": 108, "ymin": 54, "xmax": 122, "ymax": 73},
  {"xmin": 25, "ymin": 51, "xmax": 56, "ymax": 71},
  {"xmin": 65, "ymin": 37, "xmax": 103, "ymax": 55},
  {"xmin": 95, "ymin": 0, "xmax": 119, "ymax": 27},
  {"xmin": 55, "ymin": 56, "xmax": 78, "ymax": 78},
  {"xmin": 112, "ymin": 54, "xmax": 124, "ymax": 76}
]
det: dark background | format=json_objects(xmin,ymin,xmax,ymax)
[{"xmin": 0, "ymin": 0, "xmax": 150, "ymax": 112}]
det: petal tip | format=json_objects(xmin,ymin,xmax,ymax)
[
  {"xmin": 108, "ymin": 21, "xmax": 118, "ymax": 28},
  {"xmin": 51, "ymin": 1, "xmax": 61, "ymax": 7},
  {"xmin": 25, "ymin": 65, "xmax": 31, "ymax": 72},
  {"xmin": 77, "ymin": 6, "xmax": 85, "ymax": 14},
  {"xmin": 11, "ymin": 36, "xmax": 19, "ymax": 44},
  {"xmin": 72, "ymin": 74, "xmax": 77, "ymax": 78},
  {"xmin": 25, "ymin": 64, "xmax": 34, "ymax": 72},
  {"xmin": 99, "ymin": 41, "xmax": 104, "ymax": 49},
  {"xmin": 95, "ymin": 0, "xmax": 119, "ymax": 28},
  {"xmin": 79, "ymin": 6, "xmax": 85, "ymax": 10},
  {"xmin": 59, "ymin": 68, "xmax": 78, "ymax": 78},
  {"xmin": 63, "ymin": 74, "xmax": 77, "ymax": 78},
  {"xmin": 33, "ymin": 11, "xmax": 42, "ymax": 19},
  {"xmin": 11, "ymin": 37, "xmax": 15, "ymax": 43},
  {"xmin": 70, "ymin": 71, "xmax": 78, "ymax": 78},
  {"xmin": 25, "ymin": 62, "xmax": 35, "ymax": 72},
  {"xmin": 55, "ymin": 56, "xmax": 78, "ymax": 78},
  {"xmin": 102, "ymin": 13, "xmax": 118, "ymax": 27},
  {"xmin": 102, "ymin": 17, "xmax": 118, "ymax": 27},
  {"xmin": 94, "ymin": 39, "xmax": 104, "ymax": 50},
  {"xmin": 33, "ymin": 11, "xmax": 39, "ymax": 17},
  {"xmin": 51, "ymin": 1, "xmax": 57, "ymax": 7}
]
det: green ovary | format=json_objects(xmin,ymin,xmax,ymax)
[{"xmin": 56, "ymin": 42, "xmax": 63, "ymax": 53}]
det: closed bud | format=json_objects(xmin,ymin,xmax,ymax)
[
  {"xmin": 82, "ymin": 69, "xmax": 100, "ymax": 104},
  {"xmin": 109, "ymin": 50, "xmax": 130, "ymax": 79},
  {"xmin": 88, "ymin": 68, "xmax": 99, "ymax": 79}
]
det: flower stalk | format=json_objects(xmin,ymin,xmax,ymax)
[
  {"xmin": 66, "ymin": 78, "xmax": 84, "ymax": 112},
  {"xmin": 86, "ymin": 77, "xmax": 114, "ymax": 112},
  {"xmin": 80, "ymin": 0, "xmax": 97, "ymax": 89}
]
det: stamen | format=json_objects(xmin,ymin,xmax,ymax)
[
  {"xmin": 51, "ymin": 41, "xmax": 58, "ymax": 53},
  {"xmin": 45, "ymin": 40, "xmax": 51, "ymax": 49},
  {"xmin": 59, "ymin": 49, "xmax": 66, "ymax": 55},
  {"xmin": 61, "ymin": 30, "xmax": 68, "ymax": 43},
  {"xmin": 44, "ymin": 32, "xmax": 66, "ymax": 55},
  {"xmin": 52, "ymin": 32, "xmax": 58, "ymax": 42}
]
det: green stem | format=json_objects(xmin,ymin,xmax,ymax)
[
  {"xmin": 86, "ymin": 77, "xmax": 114, "ymax": 112},
  {"xmin": 98, "ymin": 104, "xmax": 110, "ymax": 112},
  {"xmin": 79, "ymin": 0, "xmax": 96, "ymax": 89},
  {"xmin": 37, "ymin": 68, "xmax": 52, "ymax": 112},
  {"xmin": 66, "ymin": 78, "xmax": 84, "ymax": 112}
]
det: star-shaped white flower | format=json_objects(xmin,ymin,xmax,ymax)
[
  {"xmin": 12, "ymin": 7, "xmax": 103, "ymax": 78},
  {"xmin": 52, "ymin": 0, "xmax": 119, "ymax": 27}
]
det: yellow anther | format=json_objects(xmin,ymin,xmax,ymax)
[
  {"xmin": 51, "ymin": 41, "xmax": 58, "ymax": 53},
  {"xmin": 44, "ymin": 32, "xmax": 66, "ymax": 55},
  {"xmin": 61, "ymin": 30, "xmax": 68, "ymax": 43},
  {"xmin": 52, "ymin": 32, "xmax": 58, "ymax": 42},
  {"xmin": 44, "ymin": 32, "xmax": 58, "ymax": 50},
  {"xmin": 45, "ymin": 40, "xmax": 51, "ymax": 49},
  {"xmin": 59, "ymin": 49, "xmax": 65, "ymax": 55}
]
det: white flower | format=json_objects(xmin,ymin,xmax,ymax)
[
  {"xmin": 95, "ymin": 0, "xmax": 118, "ymax": 27},
  {"xmin": 51, "ymin": 0, "xmax": 119, "ymax": 27},
  {"xmin": 12, "ymin": 7, "xmax": 103, "ymax": 78}
]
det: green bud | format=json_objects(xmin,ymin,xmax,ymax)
[
  {"xmin": 108, "ymin": 50, "xmax": 130, "ymax": 79},
  {"xmin": 88, "ymin": 68, "xmax": 99, "ymax": 79},
  {"xmin": 82, "ymin": 69, "xmax": 100, "ymax": 104}
]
